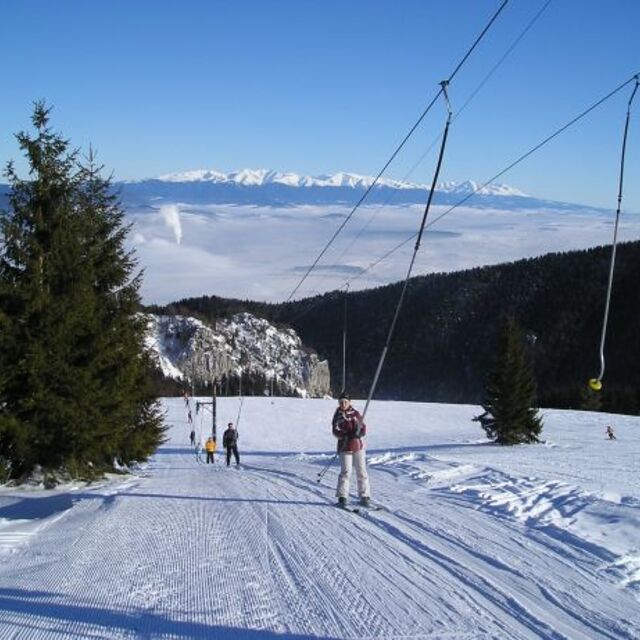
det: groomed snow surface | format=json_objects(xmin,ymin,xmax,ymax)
[{"xmin": 0, "ymin": 398, "xmax": 639, "ymax": 639}]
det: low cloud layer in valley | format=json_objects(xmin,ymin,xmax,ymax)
[{"xmin": 128, "ymin": 199, "xmax": 640, "ymax": 305}]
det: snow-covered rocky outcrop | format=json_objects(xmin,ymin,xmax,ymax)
[{"xmin": 145, "ymin": 312, "xmax": 330, "ymax": 397}]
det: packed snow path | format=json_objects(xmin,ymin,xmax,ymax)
[{"xmin": 0, "ymin": 398, "xmax": 639, "ymax": 639}]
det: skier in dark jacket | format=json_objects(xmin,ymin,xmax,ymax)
[
  {"xmin": 223, "ymin": 422, "xmax": 240, "ymax": 467},
  {"xmin": 332, "ymin": 393, "xmax": 371, "ymax": 508}
]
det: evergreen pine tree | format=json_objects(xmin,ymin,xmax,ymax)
[
  {"xmin": 0, "ymin": 103, "xmax": 165, "ymax": 481},
  {"xmin": 480, "ymin": 316, "xmax": 543, "ymax": 445},
  {"xmin": 0, "ymin": 104, "xmax": 83, "ymax": 477},
  {"xmin": 74, "ymin": 148, "xmax": 165, "ymax": 468}
]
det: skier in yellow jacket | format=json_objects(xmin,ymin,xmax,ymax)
[{"xmin": 204, "ymin": 436, "xmax": 216, "ymax": 464}]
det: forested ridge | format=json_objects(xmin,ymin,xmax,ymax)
[{"xmin": 148, "ymin": 241, "xmax": 640, "ymax": 414}]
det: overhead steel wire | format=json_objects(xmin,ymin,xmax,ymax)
[
  {"xmin": 341, "ymin": 283, "xmax": 348, "ymax": 393},
  {"xmin": 589, "ymin": 75, "xmax": 639, "ymax": 391},
  {"xmin": 361, "ymin": 86, "xmax": 453, "ymax": 421},
  {"xmin": 343, "ymin": 72, "xmax": 640, "ymax": 289},
  {"xmin": 285, "ymin": 0, "xmax": 510, "ymax": 302},
  {"xmin": 304, "ymin": 0, "xmax": 552, "ymax": 299},
  {"xmin": 395, "ymin": 0, "xmax": 554, "ymax": 191},
  {"xmin": 283, "ymin": 72, "xmax": 640, "ymax": 328}
]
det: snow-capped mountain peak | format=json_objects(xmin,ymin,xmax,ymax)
[
  {"xmin": 156, "ymin": 168, "xmax": 406, "ymax": 190},
  {"xmin": 154, "ymin": 168, "xmax": 525, "ymax": 196},
  {"xmin": 436, "ymin": 180, "xmax": 527, "ymax": 197}
]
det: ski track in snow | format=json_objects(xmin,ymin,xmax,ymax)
[{"xmin": 0, "ymin": 397, "xmax": 638, "ymax": 639}]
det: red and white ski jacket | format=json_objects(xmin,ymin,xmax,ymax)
[{"xmin": 332, "ymin": 406, "xmax": 366, "ymax": 453}]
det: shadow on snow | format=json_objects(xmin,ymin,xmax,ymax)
[{"xmin": 0, "ymin": 587, "xmax": 340, "ymax": 639}]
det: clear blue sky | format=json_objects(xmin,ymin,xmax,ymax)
[{"xmin": 1, "ymin": 0, "xmax": 639, "ymax": 209}]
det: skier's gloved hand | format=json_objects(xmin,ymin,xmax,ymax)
[{"xmin": 354, "ymin": 424, "xmax": 362, "ymax": 438}]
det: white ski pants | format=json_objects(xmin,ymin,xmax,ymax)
[{"xmin": 336, "ymin": 449, "xmax": 370, "ymax": 499}]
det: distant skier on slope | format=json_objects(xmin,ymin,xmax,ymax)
[
  {"xmin": 205, "ymin": 436, "xmax": 216, "ymax": 463},
  {"xmin": 194, "ymin": 440, "xmax": 203, "ymax": 464},
  {"xmin": 190, "ymin": 428, "xmax": 196, "ymax": 447},
  {"xmin": 332, "ymin": 393, "xmax": 371, "ymax": 508},
  {"xmin": 223, "ymin": 422, "xmax": 240, "ymax": 467},
  {"xmin": 472, "ymin": 410, "xmax": 496, "ymax": 431},
  {"xmin": 606, "ymin": 425, "xmax": 617, "ymax": 440}
]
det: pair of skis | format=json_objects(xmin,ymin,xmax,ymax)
[{"xmin": 336, "ymin": 502, "xmax": 384, "ymax": 515}]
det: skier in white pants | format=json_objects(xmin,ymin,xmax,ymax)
[{"xmin": 332, "ymin": 393, "xmax": 371, "ymax": 508}]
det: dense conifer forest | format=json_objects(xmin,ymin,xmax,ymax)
[{"xmin": 149, "ymin": 240, "xmax": 640, "ymax": 415}]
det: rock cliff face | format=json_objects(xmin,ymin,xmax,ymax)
[{"xmin": 145, "ymin": 312, "xmax": 330, "ymax": 398}]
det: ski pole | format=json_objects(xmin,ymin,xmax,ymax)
[
  {"xmin": 317, "ymin": 436, "xmax": 347, "ymax": 483},
  {"xmin": 316, "ymin": 451, "xmax": 339, "ymax": 482}
]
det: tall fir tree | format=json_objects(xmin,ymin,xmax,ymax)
[
  {"xmin": 480, "ymin": 316, "xmax": 543, "ymax": 445},
  {"xmin": 0, "ymin": 103, "xmax": 165, "ymax": 481},
  {"xmin": 74, "ymin": 148, "xmax": 166, "ymax": 468}
]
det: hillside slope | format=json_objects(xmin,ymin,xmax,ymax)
[
  {"xmin": 0, "ymin": 398, "xmax": 638, "ymax": 639},
  {"xmin": 154, "ymin": 241, "xmax": 640, "ymax": 414}
]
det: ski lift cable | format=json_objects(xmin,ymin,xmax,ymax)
[
  {"xmin": 362, "ymin": 86, "xmax": 453, "ymax": 422},
  {"xmin": 399, "ymin": 0, "xmax": 553, "ymax": 186},
  {"xmin": 284, "ymin": 72, "xmax": 639, "ymax": 329},
  {"xmin": 284, "ymin": 92, "xmax": 442, "ymax": 304},
  {"xmin": 589, "ymin": 75, "xmax": 639, "ymax": 391},
  {"xmin": 341, "ymin": 72, "xmax": 640, "ymax": 289},
  {"xmin": 198, "ymin": 402, "xmax": 205, "ymax": 446},
  {"xmin": 342, "ymin": 283, "xmax": 348, "ymax": 392},
  {"xmin": 285, "ymin": 0, "xmax": 510, "ymax": 303},
  {"xmin": 386, "ymin": 0, "xmax": 553, "ymax": 193},
  {"xmin": 297, "ymin": 0, "xmax": 550, "ymax": 299},
  {"xmin": 456, "ymin": 0, "xmax": 553, "ymax": 122},
  {"xmin": 185, "ymin": 395, "xmax": 194, "ymax": 445},
  {"xmin": 235, "ymin": 395, "xmax": 245, "ymax": 431}
]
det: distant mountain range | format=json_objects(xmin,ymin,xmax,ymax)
[
  {"xmin": 151, "ymin": 168, "xmax": 527, "ymax": 195},
  {"xmin": 0, "ymin": 168, "xmax": 609, "ymax": 212},
  {"xmin": 116, "ymin": 168, "xmax": 606, "ymax": 212}
]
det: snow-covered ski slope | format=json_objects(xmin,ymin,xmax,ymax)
[{"xmin": 0, "ymin": 397, "xmax": 639, "ymax": 639}]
